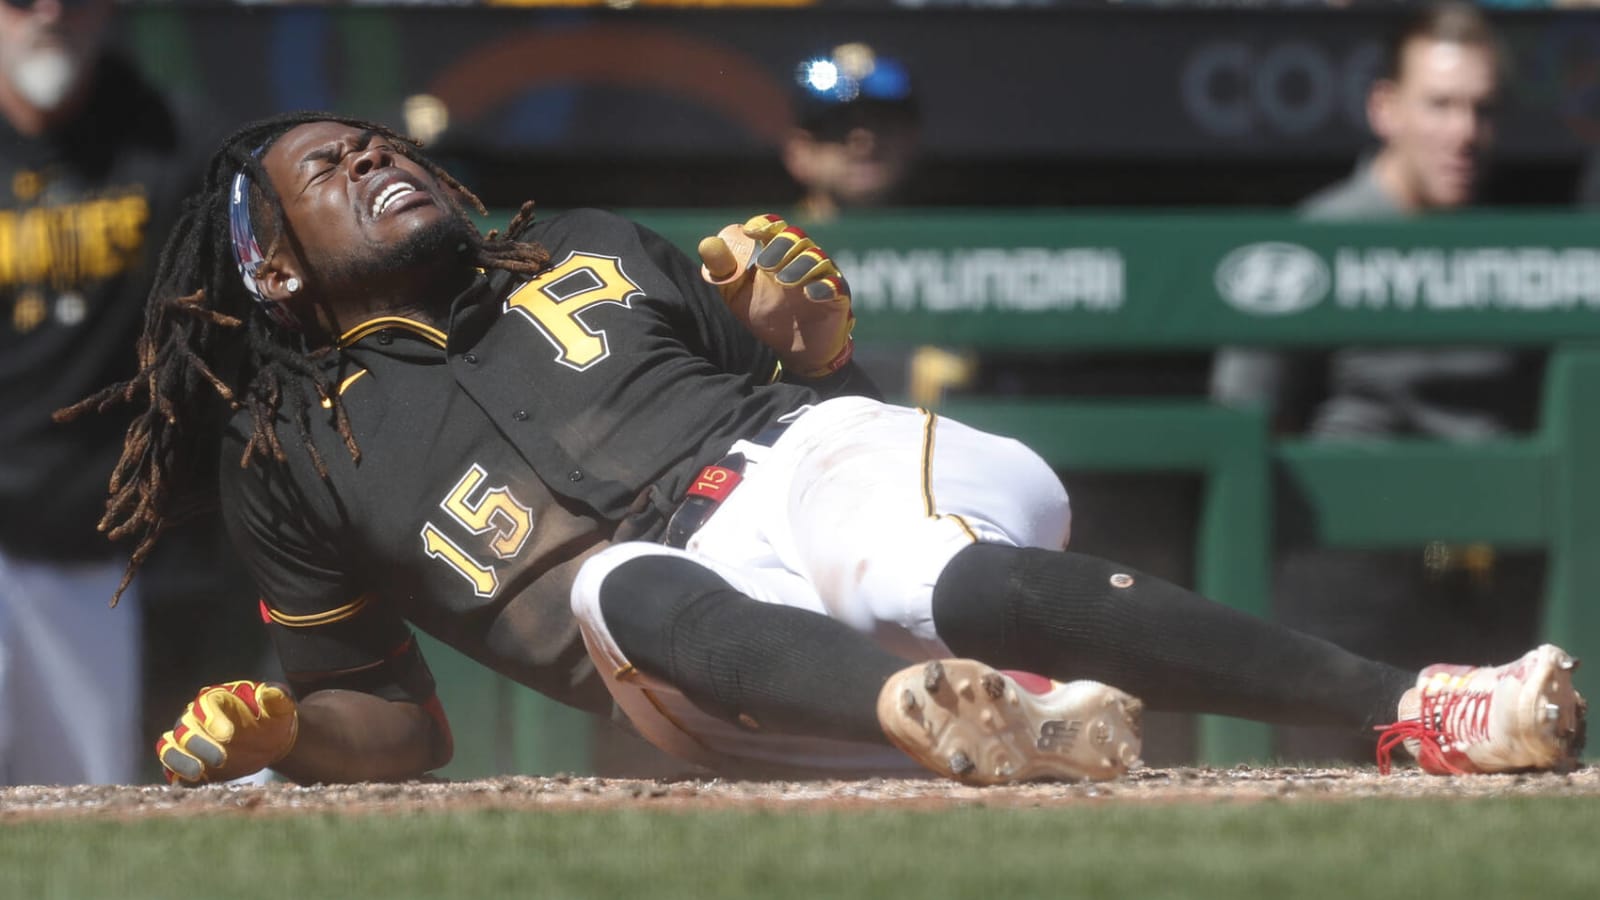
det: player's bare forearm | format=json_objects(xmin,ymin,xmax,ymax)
[{"xmin": 271, "ymin": 689, "xmax": 450, "ymax": 784}]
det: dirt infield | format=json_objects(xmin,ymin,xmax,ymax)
[{"xmin": 3, "ymin": 765, "xmax": 1595, "ymax": 821}]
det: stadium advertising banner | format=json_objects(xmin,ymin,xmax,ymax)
[
  {"xmin": 630, "ymin": 211, "xmax": 1600, "ymax": 349},
  {"xmin": 120, "ymin": 6, "xmax": 1600, "ymax": 162}
]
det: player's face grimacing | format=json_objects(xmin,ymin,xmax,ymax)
[{"xmin": 261, "ymin": 121, "xmax": 464, "ymax": 307}]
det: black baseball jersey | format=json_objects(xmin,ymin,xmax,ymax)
[{"xmin": 220, "ymin": 209, "xmax": 864, "ymax": 716}]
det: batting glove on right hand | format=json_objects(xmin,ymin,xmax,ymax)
[{"xmin": 156, "ymin": 680, "xmax": 299, "ymax": 786}]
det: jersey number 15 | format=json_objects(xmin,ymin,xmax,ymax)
[{"xmin": 419, "ymin": 464, "xmax": 534, "ymax": 598}]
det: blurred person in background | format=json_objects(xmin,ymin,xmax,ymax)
[
  {"xmin": 780, "ymin": 44, "xmax": 936, "ymax": 403},
  {"xmin": 782, "ymin": 43, "xmax": 921, "ymax": 226},
  {"xmin": 1211, "ymin": 1, "xmax": 1545, "ymax": 763},
  {"xmin": 0, "ymin": 0, "xmax": 255, "ymax": 784}
]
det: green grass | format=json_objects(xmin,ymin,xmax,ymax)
[{"xmin": 4, "ymin": 798, "xmax": 1597, "ymax": 899}]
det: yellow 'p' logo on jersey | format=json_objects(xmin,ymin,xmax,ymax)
[{"xmin": 504, "ymin": 252, "xmax": 643, "ymax": 371}]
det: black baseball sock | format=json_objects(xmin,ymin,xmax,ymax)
[
  {"xmin": 931, "ymin": 543, "xmax": 1417, "ymax": 732},
  {"xmin": 599, "ymin": 554, "xmax": 904, "ymax": 744}
]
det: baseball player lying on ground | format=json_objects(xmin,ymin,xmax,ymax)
[{"xmin": 62, "ymin": 113, "xmax": 1586, "ymax": 785}]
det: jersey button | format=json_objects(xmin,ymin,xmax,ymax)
[
  {"xmin": 568, "ymin": 469, "xmax": 583, "ymax": 482},
  {"xmin": 513, "ymin": 410, "xmax": 528, "ymax": 421},
  {"xmin": 463, "ymin": 353, "xmax": 479, "ymax": 364},
  {"xmin": 376, "ymin": 331, "xmax": 393, "ymax": 345}
]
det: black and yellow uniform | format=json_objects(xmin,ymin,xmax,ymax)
[{"xmin": 222, "ymin": 209, "xmax": 867, "ymax": 715}]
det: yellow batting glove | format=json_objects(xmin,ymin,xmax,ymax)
[
  {"xmin": 698, "ymin": 214, "xmax": 854, "ymax": 378},
  {"xmin": 738, "ymin": 214, "xmax": 851, "ymax": 304},
  {"xmin": 156, "ymin": 680, "xmax": 299, "ymax": 786}
]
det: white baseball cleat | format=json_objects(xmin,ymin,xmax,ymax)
[
  {"xmin": 1376, "ymin": 644, "xmax": 1588, "ymax": 775},
  {"xmin": 877, "ymin": 658, "xmax": 1143, "ymax": 785}
]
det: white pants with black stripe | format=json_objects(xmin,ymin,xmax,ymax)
[{"xmin": 572, "ymin": 396, "xmax": 1071, "ymax": 771}]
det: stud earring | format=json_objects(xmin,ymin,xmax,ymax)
[{"xmin": 286, "ymin": 277, "xmax": 301, "ymax": 294}]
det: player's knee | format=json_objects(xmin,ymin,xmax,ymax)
[
  {"xmin": 598, "ymin": 553, "xmax": 730, "ymax": 624},
  {"xmin": 596, "ymin": 553, "xmax": 739, "ymax": 675},
  {"xmin": 573, "ymin": 543, "xmax": 667, "ymax": 630}
]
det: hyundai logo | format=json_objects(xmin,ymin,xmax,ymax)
[{"xmin": 1214, "ymin": 242, "xmax": 1330, "ymax": 315}]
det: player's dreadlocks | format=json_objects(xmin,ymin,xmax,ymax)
[{"xmin": 55, "ymin": 111, "xmax": 551, "ymax": 604}]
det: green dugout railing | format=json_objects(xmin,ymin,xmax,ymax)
[{"xmin": 427, "ymin": 210, "xmax": 1600, "ymax": 777}]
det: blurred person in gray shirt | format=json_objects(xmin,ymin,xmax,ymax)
[
  {"xmin": 1214, "ymin": 1, "xmax": 1535, "ymax": 438},
  {"xmin": 1211, "ymin": 2, "xmax": 1545, "ymax": 763}
]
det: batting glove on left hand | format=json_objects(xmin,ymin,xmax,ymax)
[
  {"xmin": 698, "ymin": 214, "xmax": 854, "ymax": 378},
  {"xmin": 156, "ymin": 680, "xmax": 299, "ymax": 786}
]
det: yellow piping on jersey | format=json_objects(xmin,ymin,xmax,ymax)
[
  {"xmin": 337, "ymin": 316, "xmax": 447, "ymax": 348},
  {"xmin": 262, "ymin": 594, "xmax": 370, "ymax": 628},
  {"xmin": 767, "ymin": 360, "xmax": 783, "ymax": 385},
  {"xmin": 319, "ymin": 369, "xmax": 370, "ymax": 409},
  {"xmin": 918, "ymin": 407, "xmax": 980, "ymax": 543}
]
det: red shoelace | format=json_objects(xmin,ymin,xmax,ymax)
[{"xmin": 1374, "ymin": 670, "xmax": 1494, "ymax": 775}]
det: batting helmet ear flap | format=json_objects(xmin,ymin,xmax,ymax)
[{"xmin": 228, "ymin": 148, "xmax": 309, "ymax": 332}]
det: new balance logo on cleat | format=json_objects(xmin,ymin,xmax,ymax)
[
  {"xmin": 1376, "ymin": 644, "xmax": 1588, "ymax": 775},
  {"xmin": 1038, "ymin": 719, "xmax": 1082, "ymax": 752},
  {"xmin": 877, "ymin": 658, "xmax": 1143, "ymax": 785}
]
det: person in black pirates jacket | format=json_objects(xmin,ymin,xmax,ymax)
[
  {"xmin": 0, "ymin": 0, "xmax": 241, "ymax": 785},
  {"xmin": 75, "ymin": 114, "xmax": 1585, "ymax": 786}
]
